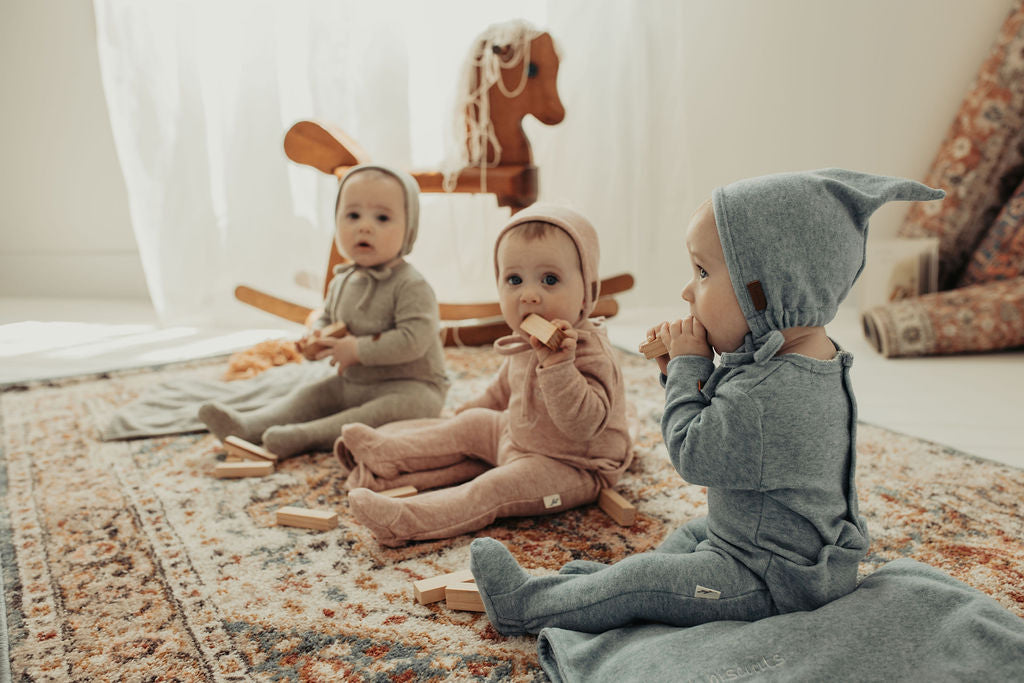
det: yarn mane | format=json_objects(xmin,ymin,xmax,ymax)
[{"xmin": 441, "ymin": 19, "xmax": 545, "ymax": 192}]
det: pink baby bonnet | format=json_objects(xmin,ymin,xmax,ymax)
[{"xmin": 492, "ymin": 203, "xmax": 601, "ymax": 318}]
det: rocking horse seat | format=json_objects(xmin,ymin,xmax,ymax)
[
  {"xmin": 284, "ymin": 120, "xmax": 539, "ymax": 210},
  {"xmin": 332, "ymin": 164, "xmax": 539, "ymax": 210}
]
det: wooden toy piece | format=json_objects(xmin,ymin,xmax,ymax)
[
  {"xmin": 224, "ymin": 435, "xmax": 279, "ymax": 463},
  {"xmin": 275, "ymin": 506, "xmax": 339, "ymax": 531},
  {"xmin": 598, "ymin": 488, "xmax": 637, "ymax": 527},
  {"xmin": 234, "ymin": 285, "xmax": 316, "ymax": 325},
  {"xmin": 297, "ymin": 321, "xmax": 349, "ymax": 359},
  {"xmin": 413, "ymin": 569, "xmax": 474, "ymax": 605},
  {"xmin": 379, "ymin": 485, "xmax": 418, "ymax": 498},
  {"xmin": 639, "ymin": 336, "xmax": 668, "ymax": 359},
  {"xmin": 520, "ymin": 313, "xmax": 566, "ymax": 351},
  {"xmin": 283, "ymin": 119, "xmax": 370, "ymax": 175},
  {"xmin": 212, "ymin": 461, "xmax": 275, "ymax": 479},
  {"xmin": 445, "ymin": 582, "xmax": 485, "ymax": 612}
]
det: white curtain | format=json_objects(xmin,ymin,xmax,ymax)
[
  {"xmin": 537, "ymin": 0, "xmax": 693, "ymax": 311},
  {"xmin": 94, "ymin": 0, "xmax": 696, "ymax": 327}
]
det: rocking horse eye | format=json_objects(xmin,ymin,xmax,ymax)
[{"xmin": 527, "ymin": 62, "xmax": 538, "ymax": 78}]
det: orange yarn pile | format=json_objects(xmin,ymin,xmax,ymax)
[{"xmin": 222, "ymin": 339, "xmax": 304, "ymax": 380}]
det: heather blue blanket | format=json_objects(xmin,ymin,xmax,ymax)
[
  {"xmin": 101, "ymin": 361, "xmax": 333, "ymax": 440},
  {"xmin": 538, "ymin": 559, "xmax": 1024, "ymax": 682}
]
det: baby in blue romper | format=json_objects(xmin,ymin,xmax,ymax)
[{"xmin": 468, "ymin": 168, "xmax": 945, "ymax": 635}]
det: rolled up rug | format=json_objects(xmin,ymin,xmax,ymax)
[
  {"xmin": 958, "ymin": 175, "xmax": 1024, "ymax": 286},
  {"xmin": 861, "ymin": 276, "xmax": 1024, "ymax": 357},
  {"xmin": 898, "ymin": 0, "xmax": 1024, "ymax": 287}
]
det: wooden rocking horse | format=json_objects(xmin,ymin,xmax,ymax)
[{"xmin": 235, "ymin": 20, "xmax": 634, "ymax": 345}]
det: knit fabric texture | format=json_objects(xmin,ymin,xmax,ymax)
[{"xmin": 712, "ymin": 168, "xmax": 945, "ymax": 340}]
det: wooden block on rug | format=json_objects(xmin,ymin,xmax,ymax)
[
  {"xmin": 379, "ymin": 485, "xmax": 418, "ymax": 498},
  {"xmin": 638, "ymin": 336, "xmax": 668, "ymax": 359},
  {"xmin": 224, "ymin": 436, "xmax": 279, "ymax": 463},
  {"xmin": 445, "ymin": 582, "xmax": 484, "ymax": 612},
  {"xmin": 275, "ymin": 506, "xmax": 339, "ymax": 531},
  {"xmin": 413, "ymin": 569, "xmax": 474, "ymax": 605},
  {"xmin": 598, "ymin": 488, "xmax": 637, "ymax": 526},
  {"xmin": 520, "ymin": 314, "xmax": 565, "ymax": 351},
  {"xmin": 212, "ymin": 461, "xmax": 275, "ymax": 478}
]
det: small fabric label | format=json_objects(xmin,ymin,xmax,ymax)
[
  {"xmin": 543, "ymin": 494, "xmax": 562, "ymax": 509},
  {"xmin": 746, "ymin": 280, "xmax": 768, "ymax": 311},
  {"xmin": 694, "ymin": 585, "xmax": 721, "ymax": 600}
]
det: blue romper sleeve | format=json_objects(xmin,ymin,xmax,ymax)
[{"xmin": 661, "ymin": 355, "xmax": 765, "ymax": 490}]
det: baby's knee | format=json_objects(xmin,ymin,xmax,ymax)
[{"xmin": 376, "ymin": 383, "xmax": 446, "ymax": 423}]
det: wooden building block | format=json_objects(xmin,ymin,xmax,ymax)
[
  {"xmin": 520, "ymin": 313, "xmax": 565, "ymax": 351},
  {"xmin": 413, "ymin": 569, "xmax": 474, "ymax": 605},
  {"xmin": 275, "ymin": 506, "xmax": 339, "ymax": 531},
  {"xmin": 638, "ymin": 336, "xmax": 668, "ymax": 359},
  {"xmin": 379, "ymin": 485, "xmax": 418, "ymax": 498},
  {"xmin": 298, "ymin": 321, "xmax": 349, "ymax": 358},
  {"xmin": 212, "ymin": 461, "xmax": 275, "ymax": 478},
  {"xmin": 224, "ymin": 435, "xmax": 279, "ymax": 463},
  {"xmin": 321, "ymin": 321, "xmax": 349, "ymax": 337},
  {"xmin": 598, "ymin": 488, "xmax": 637, "ymax": 526},
  {"xmin": 445, "ymin": 582, "xmax": 485, "ymax": 612}
]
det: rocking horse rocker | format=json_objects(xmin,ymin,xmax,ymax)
[{"xmin": 236, "ymin": 20, "xmax": 634, "ymax": 345}]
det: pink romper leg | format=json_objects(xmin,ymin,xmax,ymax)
[
  {"xmin": 347, "ymin": 449, "xmax": 603, "ymax": 545},
  {"xmin": 340, "ymin": 408, "xmax": 503, "ymax": 491}
]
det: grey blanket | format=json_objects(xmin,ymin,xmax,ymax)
[
  {"xmin": 538, "ymin": 558, "xmax": 1024, "ymax": 682},
  {"xmin": 101, "ymin": 362, "xmax": 334, "ymax": 440}
]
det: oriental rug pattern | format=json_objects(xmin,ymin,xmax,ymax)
[{"xmin": 2, "ymin": 347, "xmax": 1022, "ymax": 681}]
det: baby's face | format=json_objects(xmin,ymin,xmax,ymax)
[
  {"xmin": 335, "ymin": 172, "xmax": 406, "ymax": 267},
  {"xmin": 680, "ymin": 202, "xmax": 749, "ymax": 354},
  {"xmin": 496, "ymin": 228, "xmax": 586, "ymax": 335}
]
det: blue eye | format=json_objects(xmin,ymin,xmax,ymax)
[
  {"xmin": 507, "ymin": 275, "xmax": 522, "ymax": 285},
  {"xmin": 543, "ymin": 274, "xmax": 559, "ymax": 286},
  {"xmin": 697, "ymin": 266, "xmax": 708, "ymax": 279}
]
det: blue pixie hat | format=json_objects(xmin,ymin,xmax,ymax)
[{"xmin": 711, "ymin": 168, "xmax": 945, "ymax": 340}]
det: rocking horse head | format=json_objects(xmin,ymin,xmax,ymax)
[{"xmin": 454, "ymin": 20, "xmax": 565, "ymax": 169}]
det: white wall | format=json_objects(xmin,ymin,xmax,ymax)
[
  {"xmin": 1, "ymin": 0, "xmax": 143, "ymax": 299},
  {"xmin": 0, "ymin": 0, "xmax": 1017, "ymax": 303},
  {"xmin": 670, "ymin": 0, "xmax": 1017, "ymax": 241}
]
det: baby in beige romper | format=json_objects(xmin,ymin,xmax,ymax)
[
  {"xmin": 336, "ymin": 204, "xmax": 633, "ymax": 546},
  {"xmin": 198, "ymin": 164, "xmax": 448, "ymax": 457}
]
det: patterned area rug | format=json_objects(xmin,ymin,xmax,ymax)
[{"xmin": 2, "ymin": 347, "xmax": 1022, "ymax": 681}]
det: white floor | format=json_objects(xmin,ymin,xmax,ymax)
[
  {"xmin": 0, "ymin": 297, "xmax": 300, "ymax": 383},
  {"xmin": 2, "ymin": 296, "xmax": 1022, "ymax": 470}
]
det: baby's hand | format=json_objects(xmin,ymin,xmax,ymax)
[
  {"xmin": 658, "ymin": 316, "xmax": 713, "ymax": 361},
  {"xmin": 529, "ymin": 319, "xmax": 578, "ymax": 368},
  {"xmin": 315, "ymin": 335, "xmax": 361, "ymax": 375}
]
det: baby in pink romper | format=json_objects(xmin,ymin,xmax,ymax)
[{"xmin": 335, "ymin": 204, "xmax": 633, "ymax": 546}]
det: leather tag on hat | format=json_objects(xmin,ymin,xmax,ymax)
[{"xmin": 746, "ymin": 281, "xmax": 768, "ymax": 311}]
